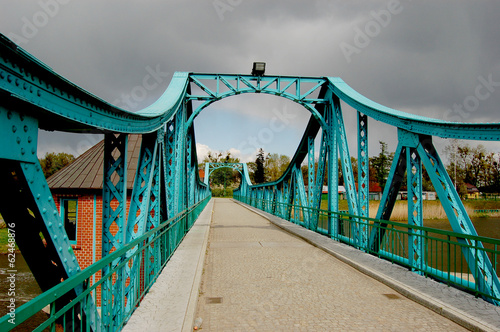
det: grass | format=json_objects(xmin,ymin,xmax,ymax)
[
  {"xmin": 0, "ymin": 227, "xmax": 18, "ymax": 254},
  {"xmin": 320, "ymin": 199, "xmax": 500, "ymax": 221}
]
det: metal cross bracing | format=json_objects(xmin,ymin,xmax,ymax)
[
  {"xmin": 203, "ymin": 162, "xmax": 244, "ymax": 185},
  {"xmin": 0, "ymin": 34, "xmax": 211, "ymax": 331},
  {"xmin": 1, "ymin": 32, "xmax": 500, "ymax": 331}
]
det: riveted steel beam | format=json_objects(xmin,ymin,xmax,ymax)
[
  {"xmin": 102, "ymin": 133, "xmax": 128, "ymax": 329},
  {"xmin": 407, "ymin": 146, "xmax": 423, "ymax": 272},
  {"xmin": 417, "ymin": 135, "xmax": 500, "ymax": 303}
]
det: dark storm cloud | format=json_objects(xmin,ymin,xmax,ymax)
[{"xmin": 1, "ymin": 0, "xmax": 499, "ymax": 158}]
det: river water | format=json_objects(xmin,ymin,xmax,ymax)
[
  {"xmin": 0, "ymin": 254, "xmax": 46, "ymax": 331},
  {"xmin": 425, "ymin": 217, "xmax": 500, "ymax": 239}
]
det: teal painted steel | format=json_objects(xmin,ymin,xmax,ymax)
[
  {"xmin": 328, "ymin": 78, "xmax": 500, "ymax": 141},
  {"xmin": 102, "ymin": 133, "xmax": 128, "ymax": 329},
  {"xmin": 0, "ymin": 197, "xmax": 210, "ymax": 332},
  {"xmin": 326, "ymin": 102, "xmax": 339, "ymax": 237},
  {"xmin": 407, "ymin": 146, "xmax": 423, "ymax": 272},
  {"xmin": 357, "ymin": 112, "xmax": 369, "ymax": 248},
  {"xmin": 206, "ymin": 162, "xmax": 244, "ymax": 178},
  {"xmin": 357, "ymin": 113, "xmax": 369, "ymax": 219},
  {"xmin": 124, "ymin": 133, "xmax": 159, "ymax": 313},
  {"xmin": 417, "ymin": 136, "xmax": 500, "ymax": 302}
]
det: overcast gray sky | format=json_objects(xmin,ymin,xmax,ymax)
[{"xmin": 1, "ymin": 0, "xmax": 499, "ymax": 162}]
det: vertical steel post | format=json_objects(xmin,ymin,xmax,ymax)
[
  {"xmin": 407, "ymin": 147, "xmax": 423, "ymax": 271},
  {"xmin": 326, "ymin": 102, "xmax": 339, "ymax": 238},
  {"xmin": 102, "ymin": 133, "xmax": 128, "ymax": 329},
  {"xmin": 307, "ymin": 135, "xmax": 316, "ymax": 228},
  {"xmin": 332, "ymin": 95, "xmax": 361, "ymax": 245},
  {"xmin": 124, "ymin": 133, "xmax": 158, "ymax": 313},
  {"xmin": 358, "ymin": 112, "xmax": 369, "ymax": 247}
]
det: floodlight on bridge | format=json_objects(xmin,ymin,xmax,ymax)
[{"xmin": 251, "ymin": 62, "xmax": 266, "ymax": 76}]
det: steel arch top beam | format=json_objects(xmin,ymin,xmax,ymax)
[
  {"xmin": 185, "ymin": 74, "xmax": 329, "ymax": 129},
  {"xmin": 2, "ymin": 32, "xmax": 499, "ymax": 139},
  {"xmin": 0, "ymin": 34, "xmax": 188, "ymax": 134},
  {"xmin": 329, "ymin": 78, "xmax": 500, "ymax": 141},
  {"xmin": 207, "ymin": 162, "xmax": 244, "ymax": 175},
  {"xmin": 203, "ymin": 162, "xmax": 252, "ymax": 186}
]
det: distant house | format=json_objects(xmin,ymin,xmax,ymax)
[
  {"xmin": 320, "ymin": 185, "xmax": 347, "ymax": 199},
  {"xmin": 368, "ymin": 182, "xmax": 383, "ymax": 200},
  {"xmin": 465, "ymin": 183, "xmax": 480, "ymax": 199},
  {"xmin": 321, "ymin": 184, "xmax": 383, "ymax": 200},
  {"xmin": 422, "ymin": 191, "xmax": 437, "ymax": 200},
  {"xmin": 399, "ymin": 191, "xmax": 437, "ymax": 200}
]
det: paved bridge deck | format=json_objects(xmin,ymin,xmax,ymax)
[{"xmin": 124, "ymin": 198, "xmax": 500, "ymax": 331}]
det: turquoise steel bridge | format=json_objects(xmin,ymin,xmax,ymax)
[{"xmin": 0, "ymin": 33, "xmax": 500, "ymax": 331}]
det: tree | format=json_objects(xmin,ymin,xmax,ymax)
[
  {"xmin": 337, "ymin": 157, "xmax": 358, "ymax": 186},
  {"xmin": 254, "ymin": 148, "xmax": 266, "ymax": 184},
  {"xmin": 247, "ymin": 161, "xmax": 257, "ymax": 183},
  {"xmin": 39, "ymin": 152, "xmax": 75, "ymax": 178},
  {"xmin": 444, "ymin": 141, "xmax": 500, "ymax": 193},
  {"xmin": 265, "ymin": 153, "xmax": 290, "ymax": 181},
  {"xmin": 200, "ymin": 150, "xmax": 241, "ymax": 188},
  {"xmin": 370, "ymin": 141, "xmax": 393, "ymax": 191}
]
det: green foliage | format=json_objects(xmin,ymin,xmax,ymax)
[
  {"xmin": 369, "ymin": 141, "xmax": 393, "ymax": 191},
  {"xmin": 254, "ymin": 148, "xmax": 266, "ymax": 184},
  {"xmin": 210, "ymin": 187, "xmax": 234, "ymax": 197},
  {"xmin": 247, "ymin": 161, "xmax": 257, "ymax": 183},
  {"xmin": 265, "ymin": 153, "xmax": 290, "ymax": 182},
  {"xmin": 39, "ymin": 152, "xmax": 75, "ymax": 178},
  {"xmin": 200, "ymin": 150, "xmax": 241, "ymax": 188},
  {"xmin": 444, "ymin": 140, "xmax": 500, "ymax": 194},
  {"xmin": 0, "ymin": 228, "xmax": 19, "ymax": 253}
]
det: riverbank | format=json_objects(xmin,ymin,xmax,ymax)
[{"xmin": 321, "ymin": 199, "xmax": 500, "ymax": 221}]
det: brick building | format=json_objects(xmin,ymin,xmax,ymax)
[{"xmin": 47, "ymin": 135, "xmax": 142, "ymax": 274}]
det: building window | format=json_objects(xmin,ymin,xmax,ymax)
[{"xmin": 61, "ymin": 198, "xmax": 78, "ymax": 244}]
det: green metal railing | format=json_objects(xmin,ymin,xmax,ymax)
[
  {"xmin": 234, "ymin": 194, "xmax": 500, "ymax": 304},
  {"xmin": 474, "ymin": 209, "xmax": 500, "ymax": 213},
  {"xmin": 0, "ymin": 196, "xmax": 211, "ymax": 332}
]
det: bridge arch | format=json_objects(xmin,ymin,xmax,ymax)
[{"xmin": 185, "ymin": 74, "xmax": 329, "ymax": 130}]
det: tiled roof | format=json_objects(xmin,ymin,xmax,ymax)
[
  {"xmin": 465, "ymin": 183, "xmax": 480, "ymax": 192},
  {"xmin": 47, "ymin": 135, "xmax": 142, "ymax": 190}
]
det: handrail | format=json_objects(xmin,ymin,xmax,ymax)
[
  {"xmin": 0, "ymin": 196, "xmax": 211, "ymax": 332},
  {"xmin": 234, "ymin": 195, "xmax": 500, "ymax": 304}
]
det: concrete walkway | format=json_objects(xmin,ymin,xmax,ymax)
[
  {"xmin": 123, "ymin": 198, "xmax": 500, "ymax": 331},
  {"xmin": 123, "ymin": 199, "xmax": 214, "ymax": 332},
  {"xmin": 193, "ymin": 198, "xmax": 477, "ymax": 331}
]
